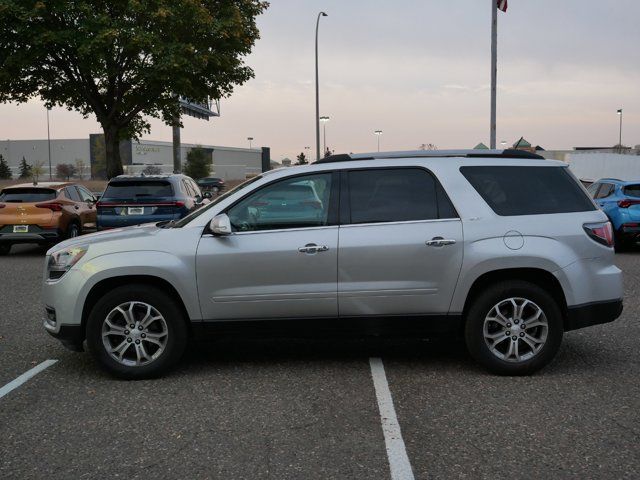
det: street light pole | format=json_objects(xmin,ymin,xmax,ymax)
[
  {"xmin": 248, "ymin": 137, "xmax": 254, "ymax": 149},
  {"xmin": 374, "ymin": 130, "xmax": 383, "ymax": 152},
  {"xmin": 617, "ymin": 109, "xmax": 623, "ymax": 151},
  {"xmin": 319, "ymin": 116, "xmax": 329, "ymax": 156},
  {"xmin": 490, "ymin": 0, "xmax": 498, "ymax": 149},
  {"xmin": 315, "ymin": 11, "xmax": 328, "ymax": 162},
  {"xmin": 46, "ymin": 108, "xmax": 52, "ymax": 180}
]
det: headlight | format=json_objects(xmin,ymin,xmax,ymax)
[{"xmin": 47, "ymin": 245, "xmax": 89, "ymax": 280}]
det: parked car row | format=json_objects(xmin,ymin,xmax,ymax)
[{"xmin": 0, "ymin": 174, "xmax": 211, "ymax": 255}]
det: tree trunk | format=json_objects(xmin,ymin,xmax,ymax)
[{"xmin": 104, "ymin": 126, "xmax": 124, "ymax": 179}]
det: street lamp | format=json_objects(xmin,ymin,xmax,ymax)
[
  {"xmin": 374, "ymin": 130, "xmax": 383, "ymax": 152},
  {"xmin": 617, "ymin": 109, "xmax": 623, "ymax": 152},
  {"xmin": 500, "ymin": 140, "xmax": 507, "ymax": 149},
  {"xmin": 247, "ymin": 137, "xmax": 254, "ymax": 149},
  {"xmin": 315, "ymin": 11, "xmax": 328, "ymax": 162},
  {"xmin": 319, "ymin": 116, "xmax": 330, "ymax": 156}
]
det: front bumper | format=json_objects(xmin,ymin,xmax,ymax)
[
  {"xmin": 565, "ymin": 299, "xmax": 623, "ymax": 331},
  {"xmin": 45, "ymin": 321, "xmax": 84, "ymax": 351}
]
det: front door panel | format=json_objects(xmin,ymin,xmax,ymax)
[{"xmin": 196, "ymin": 227, "xmax": 338, "ymax": 320}]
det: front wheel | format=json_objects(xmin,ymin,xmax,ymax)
[
  {"xmin": 464, "ymin": 281, "xmax": 563, "ymax": 375},
  {"xmin": 86, "ymin": 284, "xmax": 188, "ymax": 379},
  {"xmin": 67, "ymin": 222, "xmax": 81, "ymax": 239}
]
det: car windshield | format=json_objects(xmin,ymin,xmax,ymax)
[
  {"xmin": 170, "ymin": 175, "xmax": 263, "ymax": 228},
  {"xmin": 0, "ymin": 188, "xmax": 57, "ymax": 203},
  {"xmin": 102, "ymin": 180, "xmax": 173, "ymax": 201}
]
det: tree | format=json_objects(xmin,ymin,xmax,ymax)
[
  {"xmin": 56, "ymin": 163, "xmax": 77, "ymax": 180},
  {"xmin": 142, "ymin": 165, "xmax": 163, "ymax": 175},
  {"xmin": 324, "ymin": 147, "xmax": 333, "ymax": 158},
  {"xmin": 296, "ymin": 152, "xmax": 308, "ymax": 165},
  {"xmin": 0, "ymin": 154, "xmax": 11, "ymax": 179},
  {"xmin": 182, "ymin": 147, "xmax": 211, "ymax": 180},
  {"xmin": 0, "ymin": 1, "xmax": 268, "ymax": 179},
  {"xmin": 18, "ymin": 157, "xmax": 31, "ymax": 179},
  {"xmin": 32, "ymin": 161, "xmax": 45, "ymax": 183},
  {"xmin": 419, "ymin": 143, "xmax": 438, "ymax": 151}
]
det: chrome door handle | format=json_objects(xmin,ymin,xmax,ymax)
[
  {"xmin": 426, "ymin": 237, "xmax": 456, "ymax": 247},
  {"xmin": 298, "ymin": 243, "xmax": 329, "ymax": 254}
]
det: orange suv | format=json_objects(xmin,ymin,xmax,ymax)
[{"xmin": 0, "ymin": 182, "xmax": 97, "ymax": 255}]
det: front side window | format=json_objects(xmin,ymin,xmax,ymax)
[
  {"xmin": 595, "ymin": 183, "xmax": 614, "ymax": 199},
  {"xmin": 347, "ymin": 168, "xmax": 456, "ymax": 224},
  {"xmin": 461, "ymin": 166, "xmax": 596, "ymax": 216},
  {"xmin": 76, "ymin": 186, "xmax": 95, "ymax": 202},
  {"xmin": 227, "ymin": 173, "xmax": 333, "ymax": 232}
]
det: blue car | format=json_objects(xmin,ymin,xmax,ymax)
[
  {"xmin": 96, "ymin": 174, "xmax": 208, "ymax": 230},
  {"xmin": 587, "ymin": 178, "xmax": 640, "ymax": 250}
]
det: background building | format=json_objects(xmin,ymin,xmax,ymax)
[{"xmin": 0, "ymin": 137, "xmax": 269, "ymax": 180}]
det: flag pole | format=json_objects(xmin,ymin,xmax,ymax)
[{"xmin": 490, "ymin": 0, "xmax": 497, "ymax": 149}]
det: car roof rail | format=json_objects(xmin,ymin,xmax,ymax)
[{"xmin": 314, "ymin": 149, "xmax": 545, "ymax": 164}]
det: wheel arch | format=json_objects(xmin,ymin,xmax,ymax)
[
  {"xmin": 81, "ymin": 275, "xmax": 193, "ymax": 339},
  {"xmin": 462, "ymin": 268, "xmax": 569, "ymax": 329}
]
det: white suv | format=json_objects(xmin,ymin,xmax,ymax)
[{"xmin": 43, "ymin": 150, "xmax": 623, "ymax": 378}]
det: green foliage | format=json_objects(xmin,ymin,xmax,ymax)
[
  {"xmin": 296, "ymin": 152, "xmax": 308, "ymax": 165},
  {"xmin": 324, "ymin": 147, "xmax": 333, "ymax": 158},
  {"xmin": 56, "ymin": 163, "xmax": 77, "ymax": 180},
  {"xmin": 0, "ymin": 154, "xmax": 11, "ymax": 179},
  {"xmin": 18, "ymin": 157, "xmax": 31, "ymax": 179},
  {"xmin": 183, "ymin": 147, "xmax": 211, "ymax": 180},
  {"xmin": 0, "ymin": 0, "xmax": 268, "ymax": 178},
  {"xmin": 142, "ymin": 165, "xmax": 163, "ymax": 175}
]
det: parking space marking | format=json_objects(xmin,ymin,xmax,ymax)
[
  {"xmin": 0, "ymin": 359, "xmax": 58, "ymax": 399},
  {"xmin": 369, "ymin": 357, "xmax": 415, "ymax": 480}
]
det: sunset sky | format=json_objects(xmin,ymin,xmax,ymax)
[{"xmin": 0, "ymin": 0, "xmax": 638, "ymax": 161}]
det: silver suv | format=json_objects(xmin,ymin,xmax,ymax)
[{"xmin": 43, "ymin": 150, "xmax": 623, "ymax": 378}]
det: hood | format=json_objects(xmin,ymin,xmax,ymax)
[{"xmin": 47, "ymin": 222, "xmax": 161, "ymax": 254}]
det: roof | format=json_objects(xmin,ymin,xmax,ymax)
[
  {"xmin": 4, "ymin": 182, "xmax": 72, "ymax": 190},
  {"xmin": 513, "ymin": 138, "xmax": 532, "ymax": 148},
  {"xmin": 473, "ymin": 142, "xmax": 489, "ymax": 150},
  {"xmin": 111, "ymin": 174, "xmax": 181, "ymax": 181},
  {"xmin": 315, "ymin": 149, "xmax": 545, "ymax": 164}
]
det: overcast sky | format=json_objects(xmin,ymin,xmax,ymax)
[{"xmin": 0, "ymin": 0, "xmax": 638, "ymax": 161}]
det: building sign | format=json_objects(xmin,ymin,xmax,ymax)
[{"xmin": 178, "ymin": 97, "xmax": 220, "ymax": 121}]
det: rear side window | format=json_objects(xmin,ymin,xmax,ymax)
[
  {"xmin": 0, "ymin": 188, "xmax": 56, "ymax": 203},
  {"xmin": 623, "ymin": 185, "xmax": 640, "ymax": 198},
  {"xmin": 347, "ymin": 168, "xmax": 457, "ymax": 224},
  {"xmin": 103, "ymin": 181, "xmax": 174, "ymax": 200},
  {"xmin": 64, "ymin": 187, "xmax": 81, "ymax": 202},
  {"xmin": 461, "ymin": 166, "xmax": 596, "ymax": 216},
  {"xmin": 595, "ymin": 183, "xmax": 614, "ymax": 199}
]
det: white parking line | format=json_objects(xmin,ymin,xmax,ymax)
[
  {"xmin": 369, "ymin": 357, "xmax": 415, "ymax": 480},
  {"xmin": 0, "ymin": 359, "xmax": 58, "ymax": 399}
]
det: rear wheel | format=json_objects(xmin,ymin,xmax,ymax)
[
  {"xmin": 86, "ymin": 284, "xmax": 188, "ymax": 379},
  {"xmin": 67, "ymin": 222, "xmax": 81, "ymax": 239},
  {"xmin": 0, "ymin": 243, "xmax": 11, "ymax": 255},
  {"xmin": 465, "ymin": 281, "xmax": 563, "ymax": 375}
]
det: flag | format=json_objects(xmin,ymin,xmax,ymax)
[{"xmin": 497, "ymin": 0, "xmax": 508, "ymax": 12}]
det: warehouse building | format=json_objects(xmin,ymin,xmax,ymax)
[{"xmin": 0, "ymin": 136, "xmax": 269, "ymax": 180}]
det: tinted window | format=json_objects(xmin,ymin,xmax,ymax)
[
  {"xmin": 64, "ymin": 187, "xmax": 81, "ymax": 202},
  {"xmin": 227, "ymin": 173, "xmax": 333, "ymax": 232},
  {"xmin": 623, "ymin": 185, "xmax": 640, "ymax": 198},
  {"xmin": 103, "ymin": 181, "xmax": 174, "ymax": 200},
  {"xmin": 0, "ymin": 188, "xmax": 56, "ymax": 203},
  {"xmin": 348, "ymin": 168, "xmax": 455, "ymax": 224},
  {"xmin": 461, "ymin": 166, "xmax": 596, "ymax": 216}
]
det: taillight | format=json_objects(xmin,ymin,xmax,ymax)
[
  {"xmin": 0, "ymin": 203, "xmax": 5, "ymax": 209},
  {"xmin": 173, "ymin": 201, "xmax": 185, "ymax": 208},
  {"xmin": 583, "ymin": 222, "xmax": 613, "ymax": 247},
  {"xmin": 617, "ymin": 199, "xmax": 640, "ymax": 208},
  {"xmin": 35, "ymin": 202, "xmax": 63, "ymax": 212}
]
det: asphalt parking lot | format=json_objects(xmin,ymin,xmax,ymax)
[{"xmin": 1, "ymin": 244, "xmax": 639, "ymax": 479}]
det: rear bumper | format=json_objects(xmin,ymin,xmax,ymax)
[
  {"xmin": 565, "ymin": 299, "xmax": 623, "ymax": 331},
  {"xmin": 0, "ymin": 229, "xmax": 61, "ymax": 244}
]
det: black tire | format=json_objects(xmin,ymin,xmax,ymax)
[
  {"xmin": 86, "ymin": 284, "xmax": 188, "ymax": 379},
  {"xmin": 0, "ymin": 243, "xmax": 11, "ymax": 255},
  {"xmin": 464, "ymin": 280, "xmax": 563, "ymax": 376},
  {"xmin": 67, "ymin": 222, "xmax": 81, "ymax": 239}
]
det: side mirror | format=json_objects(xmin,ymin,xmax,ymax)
[
  {"xmin": 209, "ymin": 213, "xmax": 232, "ymax": 235},
  {"xmin": 202, "ymin": 191, "xmax": 213, "ymax": 199}
]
